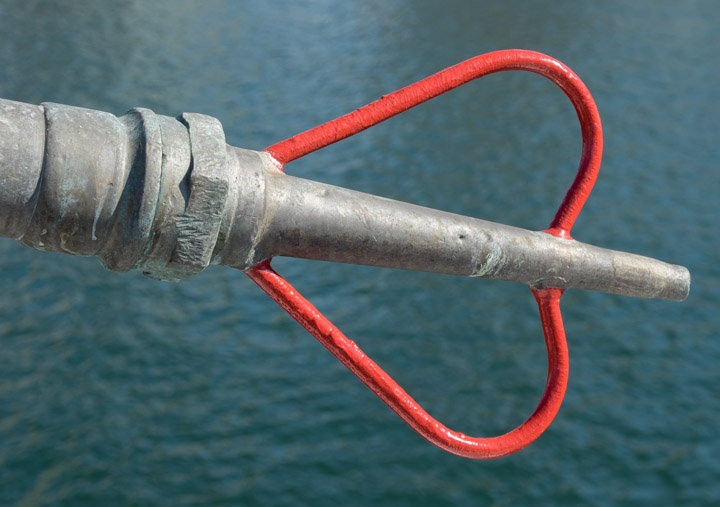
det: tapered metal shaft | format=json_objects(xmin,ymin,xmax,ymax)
[
  {"xmin": 0, "ymin": 98, "xmax": 689, "ymax": 301},
  {"xmin": 251, "ymin": 172, "xmax": 689, "ymax": 301}
]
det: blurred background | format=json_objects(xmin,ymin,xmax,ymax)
[{"xmin": 0, "ymin": 0, "xmax": 717, "ymax": 505}]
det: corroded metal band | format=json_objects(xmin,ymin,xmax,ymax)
[
  {"xmin": 137, "ymin": 115, "xmax": 192, "ymax": 280},
  {"xmin": 0, "ymin": 100, "xmax": 45, "ymax": 240},
  {"xmin": 21, "ymin": 102, "xmax": 131, "ymax": 257},
  {"xmin": 164, "ymin": 113, "xmax": 230, "ymax": 280},
  {"xmin": 99, "ymin": 107, "xmax": 164, "ymax": 272}
]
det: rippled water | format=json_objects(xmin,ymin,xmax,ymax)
[{"xmin": 1, "ymin": 1, "xmax": 718, "ymax": 505}]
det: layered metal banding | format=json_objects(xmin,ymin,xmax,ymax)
[
  {"xmin": 0, "ymin": 100, "xmax": 46, "ymax": 240},
  {"xmin": 0, "ymin": 98, "xmax": 236, "ymax": 281},
  {"xmin": 137, "ymin": 115, "xmax": 192, "ymax": 280},
  {"xmin": 0, "ymin": 98, "xmax": 690, "ymax": 300}
]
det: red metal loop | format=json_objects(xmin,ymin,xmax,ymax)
[{"xmin": 248, "ymin": 50, "xmax": 602, "ymax": 458}]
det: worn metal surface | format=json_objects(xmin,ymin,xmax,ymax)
[
  {"xmin": 0, "ymin": 99, "xmax": 689, "ymax": 300},
  {"xmin": 250, "ymin": 170, "xmax": 689, "ymax": 301}
]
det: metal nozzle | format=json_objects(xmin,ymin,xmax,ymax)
[{"xmin": 0, "ymin": 98, "xmax": 690, "ymax": 301}]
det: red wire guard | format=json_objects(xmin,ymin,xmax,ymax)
[{"xmin": 247, "ymin": 50, "xmax": 602, "ymax": 459}]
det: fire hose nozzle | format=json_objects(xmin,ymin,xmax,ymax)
[
  {"xmin": 0, "ymin": 100, "xmax": 690, "ymax": 301},
  {"xmin": 0, "ymin": 49, "xmax": 692, "ymax": 460},
  {"xmin": 0, "ymin": 98, "xmax": 689, "ymax": 301}
]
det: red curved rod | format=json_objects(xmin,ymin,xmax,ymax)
[
  {"xmin": 265, "ymin": 50, "xmax": 602, "ymax": 239},
  {"xmin": 248, "ymin": 50, "xmax": 602, "ymax": 458},
  {"xmin": 250, "ymin": 262, "xmax": 568, "ymax": 459}
]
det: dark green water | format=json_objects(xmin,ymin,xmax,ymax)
[{"xmin": 1, "ymin": 1, "xmax": 718, "ymax": 505}]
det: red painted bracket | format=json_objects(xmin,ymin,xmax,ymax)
[{"xmin": 248, "ymin": 50, "xmax": 602, "ymax": 459}]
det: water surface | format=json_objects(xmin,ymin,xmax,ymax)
[{"xmin": 0, "ymin": 1, "xmax": 718, "ymax": 505}]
